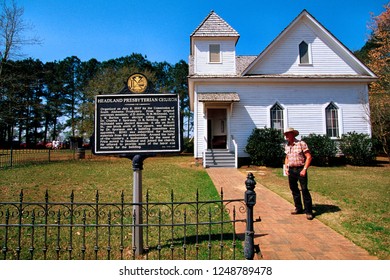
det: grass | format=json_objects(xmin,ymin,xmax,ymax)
[
  {"xmin": 1, "ymin": 154, "xmax": 389, "ymax": 260},
  {"xmin": 0, "ymin": 155, "xmax": 216, "ymax": 202},
  {"xmin": 0, "ymin": 155, "xmax": 243, "ymax": 260},
  {"xmin": 241, "ymin": 158, "xmax": 390, "ymax": 260}
]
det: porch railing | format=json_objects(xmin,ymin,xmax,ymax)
[{"xmin": 231, "ymin": 135, "xmax": 238, "ymax": 168}]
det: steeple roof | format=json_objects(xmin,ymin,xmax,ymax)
[{"xmin": 191, "ymin": 10, "xmax": 239, "ymax": 38}]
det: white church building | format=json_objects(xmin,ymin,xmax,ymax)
[{"xmin": 188, "ymin": 10, "xmax": 376, "ymax": 168}]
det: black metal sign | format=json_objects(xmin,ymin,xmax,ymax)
[{"xmin": 94, "ymin": 93, "xmax": 181, "ymax": 154}]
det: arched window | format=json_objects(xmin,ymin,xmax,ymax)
[
  {"xmin": 299, "ymin": 41, "xmax": 310, "ymax": 64},
  {"xmin": 270, "ymin": 103, "xmax": 284, "ymax": 133},
  {"xmin": 326, "ymin": 102, "xmax": 339, "ymax": 138}
]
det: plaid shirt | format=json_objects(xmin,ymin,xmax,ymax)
[{"xmin": 285, "ymin": 140, "xmax": 309, "ymax": 167}]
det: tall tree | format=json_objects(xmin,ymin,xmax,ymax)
[
  {"xmin": 82, "ymin": 59, "xmax": 157, "ymax": 137},
  {"xmin": 76, "ymin": 58, "xmax": 101, "ymax": 139},
  {"xmin": 0, "ymin": 58, "xmax": 44, "ymax": 146},
  {"xmin": 43, "ymin": 61, "xmax": 67, "ymax": 142},
  {"xmin": 367, "ymin": 4, "xmax": 390, "ymax": 95},
  {"xmin": 59, "ymin": 56, "xmax": 81, "ymax": 138},
  {"xmin": 0, "ymin": 0, "xmax": 41, "ymax": 146},
  {"xmin": 366, "ymin": 4, "xmax": 390, "ymax": 161},
  {"xmin": 170, "ymin": 60, "xmax": 191, "ymax": 138},
  {"xmin": 16, "ymin": 59, "xmax": 44, "ymax": 146},
  {"xmin": 0, "ymin": 0, "xmax": 40, "ymax": 77}
]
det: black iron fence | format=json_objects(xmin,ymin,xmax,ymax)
[
  {"xmin": 0, "ymin": 175, "xmax": 259, "ymax": 260},
  {"xmin": 0, "ymin": 148, "xmax": 90, "ymax": 168}
]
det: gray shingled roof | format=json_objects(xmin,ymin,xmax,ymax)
[
  {"xmin": 191, "ymin": 10, "xmax": 240, "ymax": 37},
  {"xmin": 188, "ymin": 55, "xmax": 257, "ymax": 76},
  {"xmin": 236, "ymin": 56, "xmax": 257, "ymax": 75},
  {"xmin": 198, "ymin": 92, "xmax": 240, "ymax": 102}
]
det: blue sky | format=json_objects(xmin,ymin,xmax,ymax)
[{"xmin": 17, "ymin": 0, "xmax": 388, "ymax": 64}]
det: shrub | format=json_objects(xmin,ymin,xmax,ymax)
[
  {"xmin": 182, "ymin": 137, "xmax": 194, "ymax": 154},
  {"xmin": 245, "ymin": 127, "xmax": 285, "ymax": 167},
  {"xmin": 339, "ymin": 132, "xmax": 376, "ymax": 166},
  {"xmin": 301, "ymin": 134, "xmax": 337, "ymax": 166}
]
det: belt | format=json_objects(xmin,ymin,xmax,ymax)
[{"xmin": 289, "ymin": 166, "xmax": 304, "ymax": 169}]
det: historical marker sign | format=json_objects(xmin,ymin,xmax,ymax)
[{"xmin": 94, "ymin": 93, "xmax": 181, "ymax": 154}]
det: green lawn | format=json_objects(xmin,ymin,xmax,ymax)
[
  {"xmin": 0, "ymin": 155, "xmax": 221, "ymax": 203},
  {"xmin": 1, "ymin": 155, "xmax": 389, "ymax": 260},
  {"xmin": 246, "ymin": 158, "xmax": 390, "ymax": 260},
  {"xmin": 0, "ymin": 155, "xmax": 243, "ymax": 260}
]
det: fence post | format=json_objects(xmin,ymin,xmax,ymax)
[
  {"xmin": 244, "ymin": 172, "xmax": 256, "ymax": 260},
  {"xmin": 10, "ymin": 146, "xmax": 13, "ymax": 168}
]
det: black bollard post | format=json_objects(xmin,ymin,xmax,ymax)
[{"xmin": 244, "ymin": 172, "xmax": 256, "ymax": 260}]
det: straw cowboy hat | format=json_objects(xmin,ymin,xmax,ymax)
[{"xmin": 284, "ymin": 127, "xmax": 299, "ymax": 136}]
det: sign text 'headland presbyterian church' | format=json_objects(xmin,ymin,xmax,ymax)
[{"xmin": 94, "ymin": 74, "xmax": 182, "ymax": 155}]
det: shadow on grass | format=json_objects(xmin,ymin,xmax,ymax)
[
  {"xmin": 152, "ymin": 233, "xmax": 240, "ymax": 248},
  {"xmin": 313, "ymin": 204, "xmax": 341, "ymax": 216},
  {"xmin": 143, "ymin": 233, "xmax": 245, "ymax": 259}
]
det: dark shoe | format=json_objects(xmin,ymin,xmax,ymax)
[
  {"xmin": 291, "ymin": 209, "xmax": 304, "ymax": 215},
  {"xmin": 306, "ymin": 214, "xmax": 314, "ymax": 220}
]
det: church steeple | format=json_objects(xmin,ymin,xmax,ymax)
[{"xmin": 190, "ymin": 11, "xmax": 239, "ymax": 75}]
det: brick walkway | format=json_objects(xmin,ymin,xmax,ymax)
[{"xmin": 206, "ymin": 168, "xmax": 377, "ymax": 260}]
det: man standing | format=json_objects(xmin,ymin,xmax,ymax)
[{"xmin": 284, "ymin": 128, "xmax": 314, "ymax": 220}]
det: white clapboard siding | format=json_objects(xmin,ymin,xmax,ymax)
[
  {"xmin": 194, "ymin": 39, "xmax": 236, "ymax": 75},
  {"xmin": 341, "ymin": 104, "xmax": 370, "ymax": 133},
  {"xmin": 194, "ymin": 82, "xmax": 370, "ymax": 158},
  {"xmin": 248, "ymin": 18, "xmax": 361, "ymax": 75},
  {"xmin": 195, "ymin": 101, "xmax": 206, "ymax": 158}
]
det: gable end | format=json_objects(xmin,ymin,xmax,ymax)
[{"xmin": 242, "ymin": 10, "xmax": 377, "ymax": 78}]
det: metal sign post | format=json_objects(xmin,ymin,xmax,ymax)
[
  {"xmin": 122, "ymin": 153, "xmax": 153, "ymax": 257},
  {"xmin": 131, "ymin": 154, "xmax": 144, "ymax": 256}
]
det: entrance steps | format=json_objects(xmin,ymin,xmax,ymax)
[{"xmin": 204, "ymin": 149, "xmax": 235, "ymax": 168}]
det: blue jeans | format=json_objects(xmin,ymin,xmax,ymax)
[{"xmin": 288, "ymin": 166, "xmax": 313, "ymax": 214}]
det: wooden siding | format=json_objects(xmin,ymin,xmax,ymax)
[
  {"xmin": 194, "ymin": 83, "xmax": 370, "ymax": 158},
  {"xmin": 194, "ymin": 39, "xmax": 236, "ymax": 75},
  {"xmin": 195, "ymin": 100, "xmax": 206, "ymax": 158},
  {"xmin": 341, "ymin": 104, "xmax": 370, "ymax": 134},
  {"xmin": 248, "ymin": 18, "xmax": 361, "ymax": 76}
]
